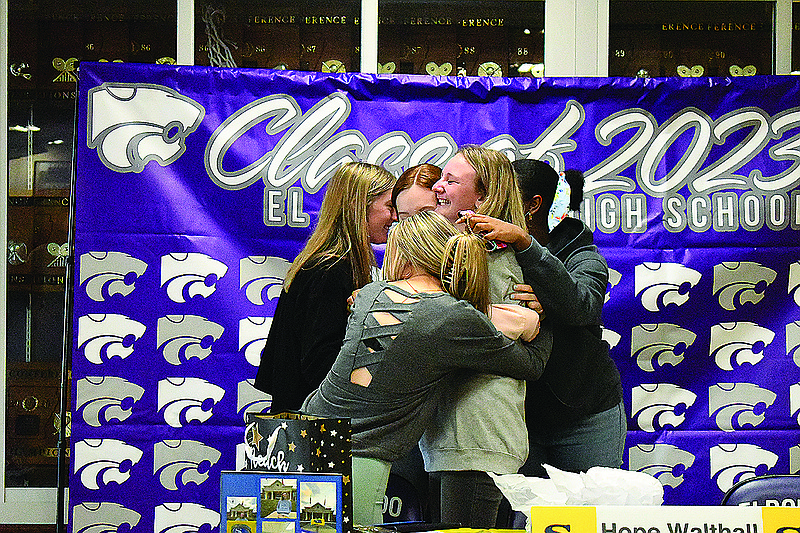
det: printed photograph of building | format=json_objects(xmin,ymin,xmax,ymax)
[
  {"xmin": 261, "ymin": 478, "xmax": 298, "ymax": 519},
  {"xmin": 299, "ymin": 481, "xmax": 338, "ymax": 533},
  {"xmin": 227, "ymin": 497, "xmax": 258, "ymax": 522}
]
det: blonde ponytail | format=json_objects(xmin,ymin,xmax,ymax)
[
  {"xmin": 441, "ymin": 233, "xmax": 490, "ymax": 314},
  {"xmin": 384, "ymin": 211, "xmax": 491, "ymax": 314}
]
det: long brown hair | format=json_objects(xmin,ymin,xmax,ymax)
[{"xmin": 284, "ymin": 162, "xmax": 395, "ymax": 290}]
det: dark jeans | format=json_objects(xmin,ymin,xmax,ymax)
[
  {"xmin": 428, "ymin": 470, "xmax": 503, "ymax": 529},
  {"xmin": 520, "ymin": 400, "xmax": 627, "ymax": 478},
  {"xmin": 388, "ymin": 444, "xmax": 430, "ymax": 521}
]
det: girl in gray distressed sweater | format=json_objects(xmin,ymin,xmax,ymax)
[{"xmin": 302, "ymin": 211, "xmax": 551, "ymax": 525}]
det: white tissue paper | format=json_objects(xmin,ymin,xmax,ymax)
[{"xmin": 489, "ymin": 464, "xmax": 663, "ymax": 532}]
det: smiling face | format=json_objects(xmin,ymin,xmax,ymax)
[
  {"xmin": 395, "ymin": 183, "xmax": 438, "ymax": 220},
  {"xmin": 366, "ymin": 189, "xmax": 397, "ymax": 244},
  {"xmin": 433, "ymin": 153, "xmax": 484, "ymax": 223}
]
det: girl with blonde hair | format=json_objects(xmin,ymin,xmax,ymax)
[
  {"xmin": 254, "ymin": 161, "xmax": 397, "ymax": 412},
  {"xmin": 302, "ymin": 210, "xmax": 551, "ymax": 526},
  {"xmin": 433, "ymin": 144, "xmax": 526, "ymax": 229},
  {"xmin": 463, "ymin": 161, "xmax": 625, "ymax": 485},
  {"xmin": 459, "ymin": 144, "xmax": 527, "ymax": 228},
  {"xmin": 426, "ymin": 144, "xmax": 534, "ymax": 528}
]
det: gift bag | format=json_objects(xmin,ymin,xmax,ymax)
[{"xmin": 243, "ymin": 411, "xmax": 353, "ymax": 532}]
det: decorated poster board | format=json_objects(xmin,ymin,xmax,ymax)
[{"xmin": 219, "ymin": 471, "xmax": 344, "ymax": 533}]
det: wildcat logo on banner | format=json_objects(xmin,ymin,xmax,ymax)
[
  {"xmin": 528, "ymin": 506, "xmax": 800, "ymax": 533},
  {"xmin": 72, "ymin": 62, "xmax": 800, "ymax": 533}
]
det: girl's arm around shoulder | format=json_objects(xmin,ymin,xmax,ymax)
[
  {"xmin": 515, "ymin": 238, "xmax": 608, "ymax": 326},
  {"xmin": 461, "ymin": 214, "xmax": 606, "ymax": 326},
  {"xmin": 521, "ymin": 320, "xmax": 552, "ymax": 380},
  {"xmin": 490, "ymin": 304, "xmax": 541, "ymax": 341},
  {"xmin": 430, "ymin": 298, "xmax": 551, "ymax": 382}
]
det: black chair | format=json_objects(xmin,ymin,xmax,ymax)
[{"xmin": 720, "ymin": 474, "xmax": 800, "ymax": 506}]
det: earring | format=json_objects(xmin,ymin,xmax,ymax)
[{"xmin": 525, "ymin": 211, "xmax": 534, "ymax": 221}]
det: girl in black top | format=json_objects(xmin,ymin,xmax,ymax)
[{"xmin": 254, "ymin": 161, "xmax": 396, "ymax": 412}]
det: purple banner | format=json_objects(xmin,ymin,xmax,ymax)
[{"xmin": 71, "ymin": 61, "xmax": 800, "ymax": 532}]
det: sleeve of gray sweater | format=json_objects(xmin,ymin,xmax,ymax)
[
  {"xmin": 515, "ymin": 237, "xmax": 607, "ymax": 327},
  {"xmin": 424, "ymin": 297, "xmax": 551, "ymax": 382}
]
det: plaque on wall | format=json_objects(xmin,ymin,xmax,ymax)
[{"xmin": 610, "ymin": 1, "xmax": 773, "ymax": 77}]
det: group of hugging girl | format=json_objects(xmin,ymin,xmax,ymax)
[{"xmin": 254, "ymin": 145, "xmax": 625, "ymax": 528}]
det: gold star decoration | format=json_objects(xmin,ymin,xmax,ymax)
[
  {"xmin": 288, "ymin": 442, "xmax": 296, "ymax": 452},
  {"xmin": 300, "ymin": 429, "xmax": 307, "ymax": 438},
  {"xmin": 316, "ymin": 447, "xmax": 322, "ymax": 457},
  {"xmin": 249, "ymin": 426, "xmax": 263, "ymax": 447},
  {"xmin": 320, "ymin": 424, "xmax": 326, "ymax": 432},
  {"xmin": 342, "ymin": 475, "xmax": 350, "ymax": 485}
]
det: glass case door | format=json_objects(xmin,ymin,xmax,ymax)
[
  {"xmin": 194, "ymin": 0, "xmax": 361, "ymax": 72},
  {"xmin": 377, "ymin": 0, "xmax": 544, "ymax": 78},
  {"xmin": 4, "ymin": 0, "xmax": 177, "ymax": 516},
  {"xmin": 609, "ymin": 1, "xmax": 774, "ymax": 78}
]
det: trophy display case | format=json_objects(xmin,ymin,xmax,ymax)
[
  {"xmin": 9, "ymin": 0, "xmax": 177, "ymax": 100},
  {"xmin": 193, "ymin": 0, "xmax": 544, "ymax": 77},
  {"xmin": 378, "ymin": 0, "xmax": 544, "ymax": 78},
  {"xmin": 6, "ymin": 360, "xmax": 64, "ymax": 487},
  {"xmin": 6, "ymin": 0, "xmax": 177, "ymax": 489},
  {"xmin": 609, "ymin": 1, "xmax": 773, "ymax": 78},
  {"xmin": 194, "ymin": 0, "xmax": 361, "ymax": 71},
  {"xmin": 6, "ymin": 196, "xmax": 70, "ymax": 487}
]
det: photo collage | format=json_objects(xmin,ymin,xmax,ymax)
[{"xmin": 221, "ymin": 471, "xmax": 344, "ymax": 533}]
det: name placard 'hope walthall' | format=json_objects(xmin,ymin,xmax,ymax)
[{"xmin": 602, "ymin": 522, "xmax": 760, "ymax": 533}]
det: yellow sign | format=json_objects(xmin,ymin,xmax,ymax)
[
  {"xmin": 531, "ymin": 506, "xmax": 597, "ymax": 533},
  {"xmin": 529, "ymin": 506, "xmax": 800, "ymax": 533},
  {"xmin": 761, "ymin": 507, "xmax": 800, "ymax": 533}
]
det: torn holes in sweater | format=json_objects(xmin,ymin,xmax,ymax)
[
  {"xmin": 371, "ymin": 311, "xmax": 402, "ymax": 326},
  {"xmin": 351, "ymin": 287, "xmax": 414, "ymax": 387},
  {"xmin": 383, "ymin": 287, "xmax": 420, "ymax": 304},
  {"xmin": 351, "ymin": 366, "xmax": 372, "ymax": 387}
]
